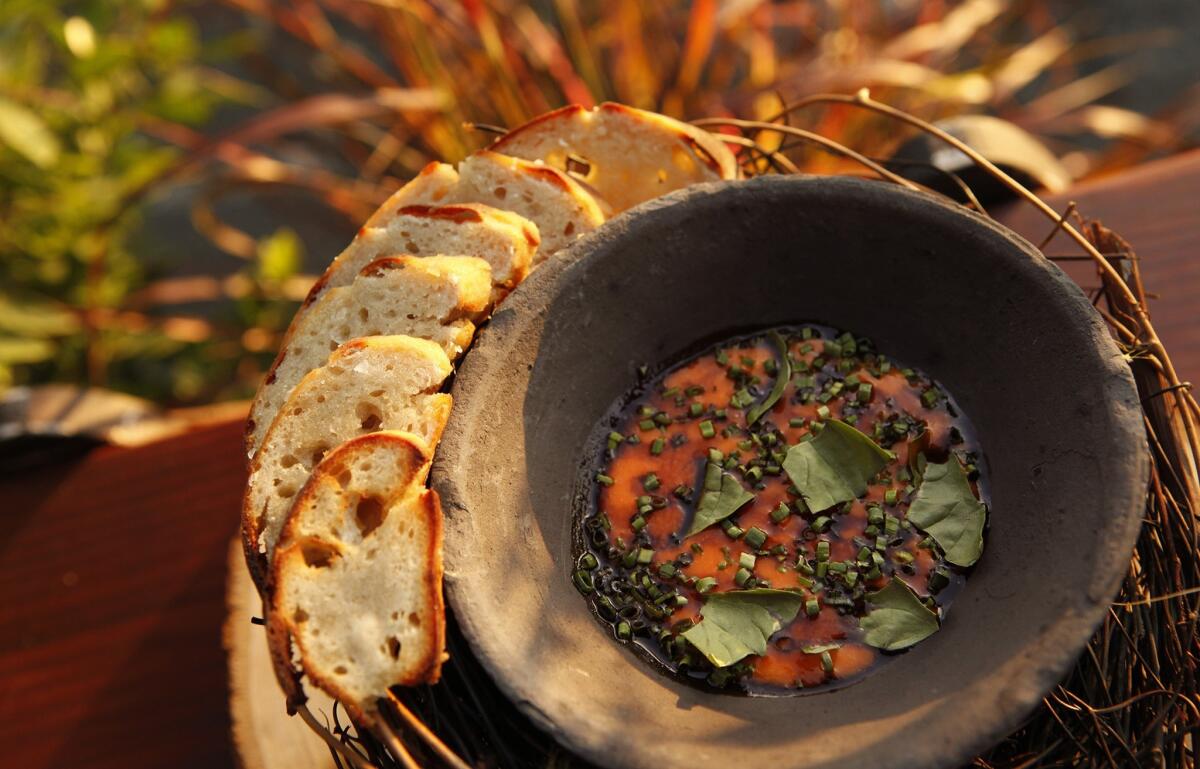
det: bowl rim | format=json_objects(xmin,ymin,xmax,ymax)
[{"xmin": 432, "ymin": 175, "xmax": 1148, "ymax": 769}]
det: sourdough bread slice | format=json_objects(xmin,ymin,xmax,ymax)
[
  {"xmin": 490, "ymin": 102, "xmax": 739, "ymax": 213},
  {"xmin": 268, "ymin": 431, "xmax": 445, "ymax": 720},
  {"xmin": 245, "ymin": 255, "xmax": 491, "ymax": 458},
  {"xmin": 243, "ymin": 336, "xmax": 452, "ymax": 587},
  {"xmin": 375, "ymin": 151, "xmax": 608, "ymax": 261},
  {"xmin": 310, "ymin": 203, "xmax": 538, "ymax": 309}
]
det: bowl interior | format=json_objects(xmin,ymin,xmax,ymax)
[{"xmin": 431, "ymin": 176, "xmax": 1146, "ymax": 769}]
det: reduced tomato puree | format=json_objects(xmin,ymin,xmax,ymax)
[{"xmin": 573, "ymin": 325, "xmax": 988, "ymax": 694}]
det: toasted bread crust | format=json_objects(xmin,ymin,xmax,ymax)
[
  {"xmin": 267, "ymin": 432, "xmax": 445, "ymax": 721},
  {"xmin": 490, "ymin": 102, "xmax": 738, "ymax": 213}
]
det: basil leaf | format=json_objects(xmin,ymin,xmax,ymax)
[
  {"xmin": 783, "ymin": 420, "xmax": 894, "ymax": 512},
  {"xmin": 800, "ymin": 642, "xmax": 841, "ymax": 654},
  {"xmin": 906, "ymin": 457, "xmax": 986, "ymax": 567},
  {"xmin": 746, "ymin": 331, "xmax": 790, "ymax": 425},
  {"xmin": 687, "ymin": 459, "xmax": 754, "ymax": 536},
  {"xmin": 682, "ymin": 589, "xmax": 804, "ymax": 667},
  {"xmin": 859, "ymin": 578, "xmax": 939, "ymax": 651}
]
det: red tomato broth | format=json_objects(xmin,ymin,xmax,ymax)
[{"xmin": 575, "ymin": 325, "xmax": 986, "ymax": 694}]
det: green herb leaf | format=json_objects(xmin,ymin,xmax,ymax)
[
  {"xmin": 783, "ymin": 420, "xmax": 894, "ymax": 512},
  {"xmin": 687, "ymin": 459, "xmax": 754, "ymax": 536},
  {"xmin": 906, "ymin": 457, "xmax": 986, "ymax": 566},
  {"xmin": 859, "ymin": 578, "xmax": 939, "ymax": 650},
  {"xmin": 682, "ymin": 589, "xmax": 804, "ymax": 667},
  {"xmin": 746, "ymin": 331, "xmax": 790, "ymax": 425},
  {"xmin": 800, "ymin": 642, "xmax": 842, "ymax": 654}
]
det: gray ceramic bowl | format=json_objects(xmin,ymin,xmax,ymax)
[{"xmin": 431, "ymin": 176, "xmax": 1147, "ymax": 769}]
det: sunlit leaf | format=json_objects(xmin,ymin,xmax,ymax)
[
  {"xmin": 0, "ymin": 96, "xmax": 61, "ymax": 168},
  {"xmin": 783, "ymin": 420, "xmax": 894, "ymax": 512},
  {"xmin": 688, "ymin": 457, "xmax": 754, "ymax": 536},
  {"xmin": 0, "ymin": 337, "xmax": 56, "ymax": 364},
  {"xmin": 859, "ymin": 578, "xmax": 939, "ymax": 651},
  {"xmin": 682, "ymin": 588, "xmax": 804, "ymax": 667},
  {"xmin": 256, "ymin": 228, "xmax": 304, "ymax": 284},
  {"xmin": 906, "ymin": 456, "xmax": 986, "ymax": 567}
]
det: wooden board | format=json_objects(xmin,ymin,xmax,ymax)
[{"xmin": 225, "ymin": 538, "xmax": 336, "ymax": 769}]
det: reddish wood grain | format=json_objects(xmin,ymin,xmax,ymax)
[
  {"xmin": 0, "ymin": 153, "xmax": 1195, "ymax": 769},
  {"xmin": 995, "ymin": 150, "xmax": 1200, "ymax": 384},
  {"xmin": 0, "ymin": 420, "xmax": 247, "ymax": 769}
]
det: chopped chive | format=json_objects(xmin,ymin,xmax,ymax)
[
  {"xmin": 617, "ymin": 621, "xmax": 632, "ymax": 640},
  {"xmin": 895, "ymin": 550, "xmax": 915, "ymax": 564},
  {"xmin": 650, "ymin": 438, "xmax": 665, "ymax": 455},
  {"xmin": 658, "ymin": 563, "xmax": 677, "ymax": 578},
  {"xmin": 867, "ymin": 506, "xmax": 884, "ymax": 526},
  {"xmin": 642, "ymin": 473, "xmax": 660, "ymax": 491},
  {"xmin": 734, "ymin": 567, "xmax": 752, "ymax": 586},
  {"xmin": 857, "ymin": 382, "xmax": 873, "ymax": 403},
  {"xmin": 638, "ymin": 419, "xmax": 656, "ymax": 431},
  {"xmin": 789, "ymin": 417, "xmax": 806, "ymax": 428},
  {"xmin": 811, "ymin": 515, "xmax": 831, "ymax": 533},
  {"xmin": 631, "ymin": 515, "xmax": 646, "ymax": 531},
  {"xmin": 816, "ymin": 540, "xmax": 831, "ymax": 561},
  {"xmin": 596, "ymin": 473, "xmax": 614, "ymax": 486},
  {"xmin": 921, "ymin": 389, "xmax": 940, "ymax": 408},
  {"xmin": 699, "ymin": 420, "xmax": 715, "ymax": 439},
  {"xmin": 929, "ymin": 568, "xmax": 951, "ymax": 593},
  {"xmin": 770, "ymin": 502, "xmax": 791, "ymax": 523},
  {"xmin": 689, "ymin": 402, "xmax": 703, "ymax": 417},
  {"xmin": 739, "ymin": 552, "xmax": 757, "ymax": 570},
  {"xmin": 708, "ymin": 448, "xmax": 724, "ymax": 463},
  {"xmin": 636, "ymin": 548, "xmax": 654, "ymax": 564},
  {"xmin": 654, "ymin": 412, "xmax": 672, "ymax": 426},
  {"xmin": 690, "ymin": 542, "xmax": 703, "ymax": 554},
  {"xmin": 695, "ymin": 577, "xmax": 718, "ymax": 594},
  {"xmin": 820, "ymin": 650, "xmax": 834, "ymax": 674},
  {"xmin": 796, "ymin": 575, "xmax": 814, "ymax": 589},
  {"xmin": 816, "ymin": 404, "xmax": 831, "ymax": 421},
  {"xmin": 805, "ymin": 599, "xmax": 820, "ymax": 617},
  {"xmin": 744, "ymin": 527, "xmax": 768, "ymax": 549},
  {"xmin": 816, "ymin": 562, "xmax": 828, "ymax": 578},
  {"xmin": 884, "ymin": 488, "xmax": 899, "ymax": 505},
  {"xmin": 745, "ymin": 466, "xmax": 763, "ymax": 483},
  {"xmin": 579, "ymin": 553, "xmax": 598, "ymax": 570},
  {"xmin": 573, "ymin": 570, "xmax": 594, "ymax": 594}
]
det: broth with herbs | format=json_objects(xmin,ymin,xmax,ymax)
[{"xmin": 573, "ymin": 325, "xmax": 988, "ymax": 694}]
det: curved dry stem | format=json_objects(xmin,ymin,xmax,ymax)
[
  {"xmin": 296, "ymin": 703, "xmax": 380, "ymax": 769},
  {"xmin": 383, "ymin": 692, "xmax": 473, "ymax": 769},
  {"xmin": 694, "ymin": 117, "xmax": 919, "ymax": 190}
]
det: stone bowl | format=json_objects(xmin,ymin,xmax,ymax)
[{"xmin": 431, "ymin": 176, "xmax": 1147, "ymax": 769}]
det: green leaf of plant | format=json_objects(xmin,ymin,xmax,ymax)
[
  {"xmin": 906, "ymin": 457, "xmax": 986, "ymax": 567},
  {"xmin": 783, "ymin": 420, "xmax": 894, "ymax": 512},
  {"xmin": 0, "ymin": 337, "xmax": 55, "ymax": 365},
  {"xmin": 682, "ymin": 589, "xmax": 804, "ymax": 667},
  {"xmin": 256, "ymin": 227, "xmax": 304, "ymax": 284},
  {"xmin": 0, "ymin": 96, "xmax": 61, "ymax": 168},
  {"xmin": 859, "ymin": 578, "xmax": 940, "ymax": 651},
  {"xmin": 687, "ymin": 458, "xmax": 754, "ymax": 536},
  {"xmin": 746, "ymin": 331, "xmax": 790, "ymax": 425}
]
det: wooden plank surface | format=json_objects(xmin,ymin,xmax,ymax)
[{"xmin": 1, "ymin": 153, "xmax": 1197, "ymax": 768}]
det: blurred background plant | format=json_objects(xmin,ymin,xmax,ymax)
[{"xmin": 1, "ymin": 0, "xmax": 1196, "ymax": 406}]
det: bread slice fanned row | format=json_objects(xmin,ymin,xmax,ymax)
[
  {"xmin": 243, "ymin": 335, "xmax": 453, "ymax": 586},
  {"xmin": 305, "ymin": 202, "xmax": 539, "ymax": 310},
  {"xmin": 490, "ymin": 102, "xmax": 740, "ymax": 214},
  {"xmin": 242, "ymin": 104, "xmax": 743, "ymax": 724},
  {"xmin": 268, "ymin": 430, "xmax": 444, "ymax": 720},
  {"xmin": 370, "ymin": 150, "xmax": 609, "ymax": 261},
  {"xmin": 245, "ymin": 255, "xmax": 491, "ymax": 458}
]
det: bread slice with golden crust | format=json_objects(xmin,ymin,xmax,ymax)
[
  {"xmin": 268, "ymin": 430, "xmax": 445, "ymax": 721},
  {"xmin": 489, "ymin": 102, "xmax": 739, "ymax": 213},
  {"xmin": 245, "ymin": 255, "xmax": 491, "ymax": 459},
  {"xmin": 309, "ymin": 202, "xmax": 538, "ymax": 310},
  {"xmin": 370, "ymin": 151, "xmax": 608, "ymax": 262},
  {"xmin": 242, "ymin": 336, "xmax": 452, "ymax": 587}
]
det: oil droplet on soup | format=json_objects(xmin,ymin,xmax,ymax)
[{"xmin": 574, "ymin": 325, "xmax": 988, "ymax": 695}]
